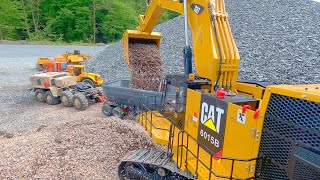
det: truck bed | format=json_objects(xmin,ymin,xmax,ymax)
[{"xmin": 102, "ymin": 80, "xmax": 163, "ymax": 111}]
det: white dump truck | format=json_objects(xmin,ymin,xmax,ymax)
[{"xmin": 30, "ymin": 72, "xmax": 106, "ymax": 110}]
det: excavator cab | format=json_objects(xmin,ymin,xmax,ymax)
[
  {"xmin": 73, "ymin": 50, "xmax": 80, "ymax": 55},
  {"xmin": 160, "ymin": 75, "xmax": 190, "ymax": 130},
  {"xmin": 163, "ymin": 83, "xmax": 187, "ymax": 114}
]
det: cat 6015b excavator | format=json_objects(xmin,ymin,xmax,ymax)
[{"xmin": 119, "ymin": 0, "xmax": 320, "ymax": 179}]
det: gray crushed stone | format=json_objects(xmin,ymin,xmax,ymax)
[{"xmin": 87, "ymin": 0, "xmax": 319, "ymax": 85}]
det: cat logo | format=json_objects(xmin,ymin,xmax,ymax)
[
  {"xmin": 197, "ymin": 94, "xmax": 227, "ymax": 154},
  {"xmin": 191, "ymin": 4, "xmax": 204, "ymax": 15},
  {"xmin": 200, "ymin": 102, "xmax": 225, "ymax": 133}
]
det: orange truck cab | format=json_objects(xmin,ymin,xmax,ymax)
[{"xmin": 42, "ymin": 61, "xmax": 68, "ymax": 72}]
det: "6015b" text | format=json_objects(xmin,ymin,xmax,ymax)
[{"xmin": 200, "ymin": 129, "xmax": 220, "ymax": 148}]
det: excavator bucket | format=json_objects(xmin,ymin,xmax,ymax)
[{"xmin": 122, "ymin": 30, "xmax": 161, "ymax": 67}]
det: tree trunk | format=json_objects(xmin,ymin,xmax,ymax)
[
  {"xmin": 21, "ymin": 0, "xmax": 31, "ymax": 39},
  {"xmin": 36, "ymin": 0, "xmax": 41, "ymax": 30},
  {"xmin": 29, "ymin": 0, "xmax": 39, "ymax": 36},
  {"xmin": 93, "ymin": 0, "xmax": 96, "ymax": 44},
  {"xmin": 0, "ymin": 27, "xmax": 3, "ymax": 40}
]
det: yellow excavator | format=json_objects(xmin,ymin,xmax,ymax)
[{"xmin": 118, "ymin": 0, "xmax": 320, "ymax": 179}]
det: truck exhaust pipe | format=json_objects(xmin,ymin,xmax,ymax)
[
  {"xmin": 183, "ymin": 46, "xmax": 192, "ymax": 75},
  {"xmin": 183, "ymin": 0, "xmax": 192, "ymax": 75}
]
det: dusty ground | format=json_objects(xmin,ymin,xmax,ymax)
[
  {"xmin": 0, "ymin": 44, "xmax": 103, "ymax": 132},
  {"xmin": 0, "ymin": 44, "xmax": 158, "ymax": 179}
]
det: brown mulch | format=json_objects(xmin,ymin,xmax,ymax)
[
  {"xmin": 128, "ymin": 43, "xmax": 163, "ymax": 91},
  {"xmin": 0, "ymin": 116, "xmax": 160, "ymax": 179}
]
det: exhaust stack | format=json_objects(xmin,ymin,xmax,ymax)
[{"xmin": 183, "ymin": 0, "xmax": 192, "ymax": 75}]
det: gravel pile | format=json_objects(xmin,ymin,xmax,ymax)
[
  {"xmin": 0, "ymin": 113, "xmax": 161, "ymax": 179},
  {"xmin": 129, "ymin": 43, "xmax": 163, "ymax": 91},
  {"xmin": 226, "ymin": 0, "xmax": 320, "ymax": 84},
  {"xmin": 87, "ymin": 0, "xmax": 319, "ymax": 85}
]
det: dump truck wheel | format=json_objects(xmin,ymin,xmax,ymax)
[
  {"xmin": 113, "ymin": 107, "xmax": 124, "ymax": 119},
  {"xmin": 35, "ymin": 89, "xmax": 46, "ymax": 102},
  {"xmin": 61, "ymin": 91, "xmax": 73, "ymax": 107},
  {"xmin": 36, "ymin": 63, "xmax": 43, "ymax": 71},
  {"xmin": 102, "ymin": 102, "xmax": 113, "ymax": 116},
  {"xmin": 44, "ymin": 91, "xmax": 60, "ymax": 105},
  {"xmin": 82, "ymin": 79, "xmax": 95, "ymax": 88},
  {"xmin": 72, "ymin": 93, "xmax": 88, "ymax": 111}
]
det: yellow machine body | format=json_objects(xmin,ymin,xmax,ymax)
[
  {"xmin": 37, "ymin": 57, "xmax": 52, "ymax": 65},
  {"xmin": 138, "ymin": 84, "xmax": 320, "ymax": 179},
  {"xmin": 67, "ymin": 65, "xmax": 103, "ymax": 87},
  {"xmin": 140, "ymin": 87, "xmax": 263, "ymax": 179},
  {"xmin": 121, "ymin": 0, "xmax": 320, "ymax": 179},
  {"xmin": 62, "ymin": 53, "xmax": 92, "ymax": 64}
]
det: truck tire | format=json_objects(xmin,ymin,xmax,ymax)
[
  {"xmin": 60, "ymin": 91, "xmax": 73, "ymax": 107},
  {"xmin": 82, "ymin": 79, "xmax": 95, "ymax": 88},
  {"xmin": 35, "ymin": 89, "xmax": 46, "ymax": 102},
  {"xmin": 44, "ymin": 91, "xmax": 60, "ymax": 105},
  {"xmin": 72, "ymin": 93, "xmax": 88, "ymax": 111},
  {"xmin": 102, "ymin": 102, "xmax": 113, "ymax": 116},
  {"xmin": 113, "ymin": 107, "xmax": 124, "ymax": 119}
]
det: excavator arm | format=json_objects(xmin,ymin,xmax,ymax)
[{"xmin": 123, "ymin": 0, "xmax": 240, "ymax": 92}]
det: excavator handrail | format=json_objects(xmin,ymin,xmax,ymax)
[
  {"xmin": 138, "ymin": 95, "xmax": 178, "ymax": 156},
  {"xmin": 176, "ymin": 130, "xmax": 262, "ymax": 179}
]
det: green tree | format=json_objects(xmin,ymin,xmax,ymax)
[
  {"xmin": 43, "ymin": 0, "xmax": 93, "ymax": 42},
  {"xmin": 0, "ymin": 0, "xmax": 178, "ymax": 43},
  {"xmin": 0, "ymin": 0, "xmax": 24, "ymax": 40},
  {"xmin": 101, "ymin": 1, "xmax": 139, "ymax": 42}
]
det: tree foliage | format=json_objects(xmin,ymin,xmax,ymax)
[
  {"xmin": 0, "ymin": 0, "xmax": 24, "ymax": 40},
  {"xmin": 0, "ymin": 0, "xmax": 179, "ymax": 43},
  {"xmin": 101, "ymin": 1, "xmax": 139, "ymax": 42}
]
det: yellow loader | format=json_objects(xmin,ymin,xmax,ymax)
[{"xmin": 67, "ymin": 65, "xmax": 103, "ymax": 87}]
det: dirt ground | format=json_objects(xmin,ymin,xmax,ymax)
[
  {"xmin": 0, "ymin": 44, "xmax": 159, "ymax": 179},
  {"xmin": 0, "ymin": 44, "xmax": 102, "ymax": 132}
]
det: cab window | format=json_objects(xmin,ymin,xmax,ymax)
[
  {"xmin": 164, "ymin": 84, "xmax": 186, "ymax": 113},
  {"xmin": 74, "ymin": 68, "xmax": 81, "ymax": 76}
]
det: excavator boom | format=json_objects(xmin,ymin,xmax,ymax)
[{"xmin": 123, "ymin": 0, "xmax": 240, "ymax": 91}]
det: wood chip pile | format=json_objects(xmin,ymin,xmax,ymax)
[
  {"xmin": 128, "ymin": 43, "xmax": 163, "ymax": 91},
  {"xmin": 0, "ymin": 115, "xmax": 161, "ymax": 179}
]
